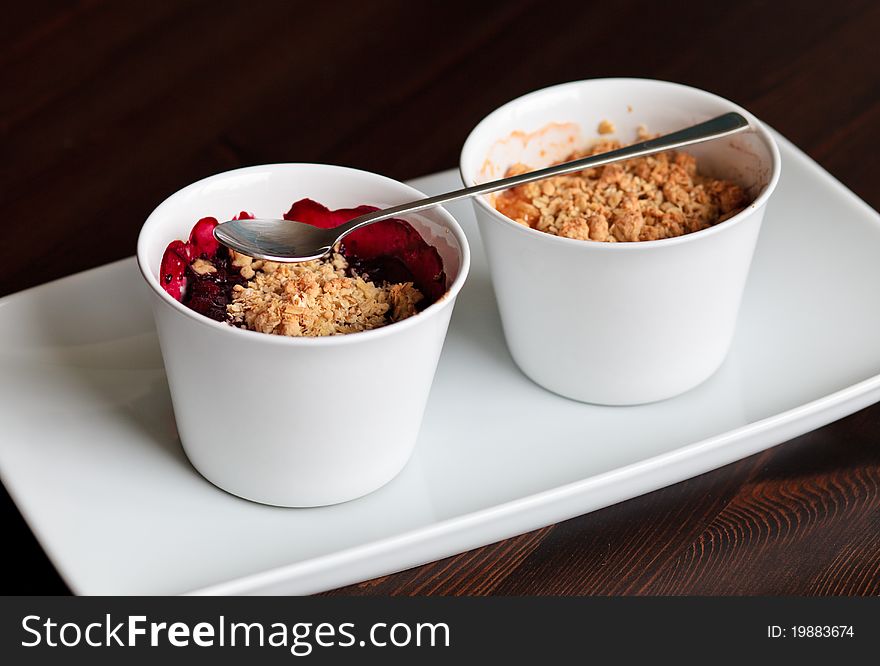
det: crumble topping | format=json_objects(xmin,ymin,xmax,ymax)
[
  {"xmin": 495, "ymin": 132, "xmax": 749, "ymax": 242},
  {"xmin": 597, "ymin": 119, "xmax": 616, "ymax": 135},
  {"xmin": 224, "ymin": 251, "xmax": 423, "ymax": 337},
  {"xmin": 191, "ymin": 258, "xmax": 217, "ymax": 275}
]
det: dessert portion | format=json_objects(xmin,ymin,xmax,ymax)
[
  {"xmin": 160, "ymin": 200, "xmax": 445, "ymax": 337},
  {"xmin": 494, "ymin": 128, "xmax": 750, "ymax": 242}
]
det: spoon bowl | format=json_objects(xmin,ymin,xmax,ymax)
[{"xmin": 213, "ymin": 217, "xmax": 338, "ymax": 262}]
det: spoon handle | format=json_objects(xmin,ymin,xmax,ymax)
[{"xmin": 335, "ymin": 111, "xmax": 750, "ymax": 239}]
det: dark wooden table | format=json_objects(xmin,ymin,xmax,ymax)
[{"xmin": 3, "ymin": 0, "xmax": 879, "ymax": 595}]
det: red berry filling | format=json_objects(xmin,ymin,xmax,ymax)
[
  {"xmin": 160, "ymin": 239, "xmax": 190, "ymax": 301},
  {"xmin": 184, "ymin": 254, "xmax": 247, "ymax": 321},
  {"xmin": 188, "ymin": 216, "xmax": 221, "ymax": 259},
  {"xmin": 285, "ymin": 199, "xmax": 446, "ymax": 302}
]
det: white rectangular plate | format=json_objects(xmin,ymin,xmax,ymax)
[{"xmin": 2, "ymin": 132, "xmax": 880, "ymax": 595}]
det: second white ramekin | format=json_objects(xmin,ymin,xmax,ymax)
[{"xmin": 460, "ymin": 79, "xmax": 780, "ymax": 405}]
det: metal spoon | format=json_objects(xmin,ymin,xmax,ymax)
[{"xmin": 213, "ymin": 112, "xmax": 750, "ymax": 262}]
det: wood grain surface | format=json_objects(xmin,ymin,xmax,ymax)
[{"xmin": 2, "ymin": 0, "xmax": 878, "ymax": 595}]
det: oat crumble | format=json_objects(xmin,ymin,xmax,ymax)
[
  {"xmin": 224, "ymin": 251, "xmax": 423, "ymax": 337},
  {"xmin": 495, "ymin": 133, "xmax": 749, "ymax": 242},
  {"xmin": 597, "ymin": 119, "xmax": 616, "ymax": 135}
]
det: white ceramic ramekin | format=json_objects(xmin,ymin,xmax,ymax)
[
  {"xmin": 137, "ymin": 164, "xmax": 470, "ymax": 507},
  {"xmin": 461, "ymin": 78, "xmax": 780, "ymax": 405}
]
